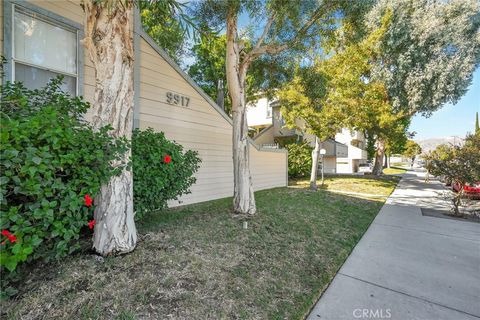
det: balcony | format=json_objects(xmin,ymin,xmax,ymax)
[{"xmin": 346, "ymin": 130, "xmax": 363, "ymax": 141}]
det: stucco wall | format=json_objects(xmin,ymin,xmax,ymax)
[{"xmin": 246, "ymin": 97, "xmax": 272, "ymax": 128}]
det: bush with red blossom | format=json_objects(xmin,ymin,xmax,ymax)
[{"xmin": 0, "ymin": 79, "xmax": 127, "ymax": 274}]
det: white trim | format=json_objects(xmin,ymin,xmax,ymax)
[{"xmin": 3, "ymin": 0, "xmax": 84, "ymax": 96}]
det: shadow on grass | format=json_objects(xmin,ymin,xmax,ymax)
[{"xmin": 2, "ymin": 186, "xmax": 394, "ymax": 320}]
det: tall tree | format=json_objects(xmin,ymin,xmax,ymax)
[
  {"xmin": 367, "ymin": 0, "xmax": 480, "ymax": 174},
  {"xmin": 82, "ymin": 0, "xmax": 137, "ymax": 255},
  {"xmin": 278, "ymin": 68, "xmax": 340, "ymax": 190},
  {"xmin": 82, "ymin": 0, "xmax": 190, "ymax": 255},
  {"xmin": 194, "ymin": 0, "xmax": 371, "ymax": 213},
  {"xmin": 402, "ymin": 140, "xmax": 422, "ymax": 166},
  {"xmin": 280, "ymin": 12, "xmax": 399, "ymax": 183},
  {"xmin": 322, "ymin": 11, "xmax": 406, "ymax": 175},
  {"xmin": 384, "ymin": 119, "xmax": 411, "ymax": 168},
  {"xmin": 188, "ymin": 33, "xmax": 295, "ymax": 116}
]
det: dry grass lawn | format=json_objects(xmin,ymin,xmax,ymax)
[
  {"xmin": 2, "ymin": 178, "xmax": 398, "ymax": 320},
  {"xmin": 383, "ymin": 167, "xmax": 407, "ymax": 175},
  {"xmin": 290, "ymin": 175, "xmax": 400, "ymax": 198}
]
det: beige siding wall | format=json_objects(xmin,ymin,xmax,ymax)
[
  {"xmin": 253, "ymin": 126, "xmax": 275, "ymax": 146},
  {"xmin": 250, "ymin": 146, "xmax": 287, "ymax": 191},
  {"xmin": 139, "ymin": 37, "xmax": 287, "ymax": 206},
  {"xmin": 2, "ymin": 2, "xmax": 287, "ymax": 207},
  {"xmin": 138, "ymin": 38, "xmax": 233, "ymax": 207},
  {"xmin": 323, "ymin": 157, "xmax": 337, "ymax": 174}
]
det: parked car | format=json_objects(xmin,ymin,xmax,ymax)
[
  {"xmin": 358, "ymin": 163, "xmax": 372, "ymax": 174},
  {"xmin": 452, "ymin": 182, "xmax": 480, "ymax": 199}
]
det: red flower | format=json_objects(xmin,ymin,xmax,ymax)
[
  {"xmin": 88, "ymin": 219, "xmax": 96, "ymax": 230},
  {"xmin": 164, "ymin": 155, "xmax": 172, "ymax": 164},
  {"xmin": 1, "ymin": 230, "xmax": 17, "ymax": 243},
  {"xmin": 84, "ymin": 194, "xmax": 93, "ymax": 207},
  {"xmin": 8, "ymin": 234, "xmax": 17, "ymax": 243}
]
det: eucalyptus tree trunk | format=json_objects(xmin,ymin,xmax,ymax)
[
  {"xmin": 310, "ymin": 137, "xmax": 321, "ymax": 190},
  {"xmin": 372, "ymin": 138, "xmax": 385, "ymax": 175},
  {"xmin": 226, "ymin": 13, "xmax": 256, "ymax": 215},
  {"xmin": 82, "ymin": 0, "xmax": 137, "ymax": 255}
]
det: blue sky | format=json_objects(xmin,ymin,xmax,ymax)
[
  {"xmin": 410, "ymin": 68, "xmax": 480, "ymax": 140},
  {"xmin": 181, "ymin": 7, "xmax": 479, "ymax": 141}
]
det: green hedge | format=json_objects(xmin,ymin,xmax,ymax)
[
  {"xmin": 286, "ymin": 142, "xmax": 313, "ymax": 178},
  {"xmin": 0, "ymin": 80, "xmax": 128, "ymax": 273},
  {"xmin": 132, "ymin": 128, "xmax": 201, "ymax": 219}
]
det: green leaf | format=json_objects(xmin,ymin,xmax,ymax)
[
  {"xmin": 4, "ymin": 258, "xmax": 18, "ymax": 272},
  {"xmin": 32, "ymin": 156, "xmax": 42, "ymax": 165}
]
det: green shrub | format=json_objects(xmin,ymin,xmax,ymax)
[
  {"xmin": 132, "ymin": 128, "xmax": 201, "ymax": 218},
  {"xmin": 286, "ymin": 142, "xmax": 313, "ymax": 178},
  {"xmin": 0, "ymin": 79, "xmax": 128, "ymax": 273}
]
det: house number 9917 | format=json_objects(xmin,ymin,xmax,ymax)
[{"xmin": 166, "ymin": 92, "xmax": 190, "ymax": 107}]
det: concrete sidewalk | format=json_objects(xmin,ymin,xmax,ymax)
[{"xmin": 308, "ymin": 170, "xmax": 480, "ymax": 320}]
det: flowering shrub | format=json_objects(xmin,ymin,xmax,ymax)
[
  {"xmin": 0, "ymin": 79, "xmax": 128, "ymax": 273},
  {"xmin": 286, "ymin": 141, "xmax": 313, "ymax": 178},
  {"xmin": 132, "ymin": 128, "xmax": 201, "ymax": 219}
]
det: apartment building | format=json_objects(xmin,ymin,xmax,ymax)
[{"xmin": 247, "ymin": 97, "xmax": 368, "ymax": 174}]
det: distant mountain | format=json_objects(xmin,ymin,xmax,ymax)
[{"xmin": 415, "ymin": 136, "xmax": 465, "ymax": 153}]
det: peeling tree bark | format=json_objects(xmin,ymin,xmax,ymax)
[
  {"xmin": 372, "ymin": 138, "xmax": 386, "ymax": 175},
  {"xmin": 82, "ymin": 0, "xmax": 137, "ymax": 255},
  {"xmin": 222, "ymin": 5, "xmax": 329, "ymax": 214},
  {"xmin": 310, "ymin": 137, "xmax": 321, "ymax": 190},
  {"xmin": 226, "ymin": 13, "xmax": 256, "ymax": 215}
]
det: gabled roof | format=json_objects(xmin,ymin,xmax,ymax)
[{"xmin": 134, "ymin": 11, "xmax": 286, "ymax": 154}]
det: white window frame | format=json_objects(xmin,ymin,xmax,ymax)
[{"xmin": 3, "ymin": 0, "xmax": 84, "ymax": 96}]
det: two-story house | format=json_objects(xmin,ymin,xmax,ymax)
[{"xmin": 246, "ymin": 96, "xmax": 368, "ymax": 174}]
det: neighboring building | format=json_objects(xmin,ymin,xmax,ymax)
[
  {"xmin": 333, "ymin": 129, "xmax": 369, "ymax": 174},
  {"xmin": 246, "ymin": 96, "xmax": 275, "ymax": 134},
  {"xmin": 1, "ymin": 0, "xmax": 288, "ymax": 206},
  {"xmin": 247, "ymin": 98, "xmax": 368, "ymax": 174}
]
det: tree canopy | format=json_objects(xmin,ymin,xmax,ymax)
[
  {"xmin": 367, "ymin": 0, "xmax": 480, "ymax": 117},
  {"xmin": 187, "ymin": 33, "xmax": 294, "ymax": 115},
  {"xmin": 140, "ymin": 0, "xmax": 194, "ymax": 64},
  {"xmin": 278, "ymin": 11, "xmax": 399, "ymax": 142},
  {"xmin": 402, "ymin": 140, "xmax": 422, "ymax": 161}
]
